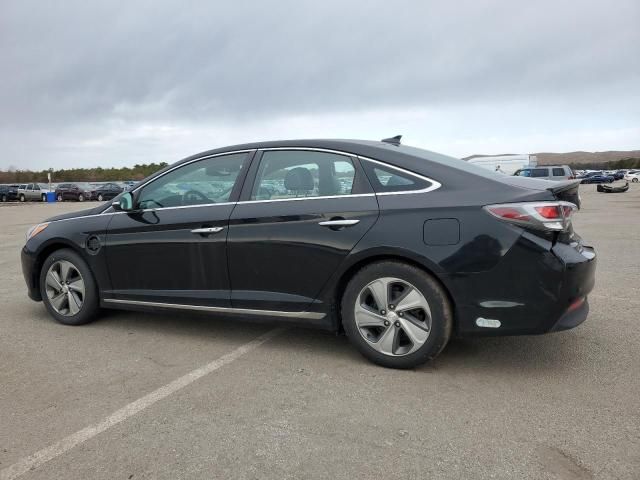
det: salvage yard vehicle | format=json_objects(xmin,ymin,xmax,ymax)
[
  {"xmin": 624, "ymin": 171, "xmax": 640, "ymax": 183},
  {"xmin": 18, "ymin": 183, "xmax": 51, "ymax": 202},
  {"xmin": 21, "ymin": 138, "xmax": 596, "ymax": 369},
  {"xmin": 0, "ymin": 184, "xmax": 20, "ymax": 202},
  {"xmin": 579, "ymin": 172, "xmax": 614, "ymax": 184},
  {"xmin": 55, "ymin": 183, "xmax": 92, "ymax": 202}
]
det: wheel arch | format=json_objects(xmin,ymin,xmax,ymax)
[
  {"xmin": 32, "ymin": 240, "xmax": 86, "ymax": 298},
  {"xmin": 332, "ymin": 251, "xmax": 456, "ymax": 333}
]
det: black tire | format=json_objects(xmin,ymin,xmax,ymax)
[
  {"xmin": 19, "ymin": 194, "xmax": 25, "ymax": 202},
  {"xmin": 57, "ymin": 194, "xmax": 63, "ymax": 202},
  {"xmin": 633, "ymin": 178, "xmax": 639, "ymax": 183},
  {"xmin": 341, "ymin": 261, "xmax": 452, "ymax": 369},
  {"xmin": 1, "ymin": 194, "xmax": 6, "ymax": 202},
  {"xmin": 78, "ymin": 194, "xmax": 84, "ymax": 202},
  {"xmin": 41, "ymin": 194, "xmax": 47, "ymax": 202},
  {"xmin": 39, "ymin": 248, "xmax": 99, "ymax": 326},
  {"xmin": 97, "ymin": 194, "xmax": 103, "ymax": 201}
]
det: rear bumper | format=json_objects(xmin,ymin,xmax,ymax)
[
  {"xmin": 21, "ymin": 247, "xmax": 41, "ymax": 301},
  {"xmin": 449, "ymin": 232, "xmax": 596, "ymax": 337}
]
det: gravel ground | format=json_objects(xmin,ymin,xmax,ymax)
[{"xmin": 1, "ymin": 184, "xmax": 639, "ymax": 479}]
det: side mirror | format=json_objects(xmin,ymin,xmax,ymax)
[{"xmin": 113, "ymin": 192, "xmax": 134, "ymax": 211}]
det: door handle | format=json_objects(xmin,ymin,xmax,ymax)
[
  {"xmin": 191, "ymin": 227, "xmax": 225, "ymax": 234},
  {"xmin": 318, "ymin": 219, "xmax": 360, "ymax": 227}
]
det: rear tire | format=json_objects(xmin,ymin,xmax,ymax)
[
  {"xmin": 633, "ymin": 178, "xmax": 639, "ymax": 183},
  {"xmin": 78, "ymin": 194, "xmax": 84, "ymax": 202},
  {"xmin": 97, "ymin": 194, "xmax": 104, "ymax": 201},
  {"xmin": 57, "ymin": 194, "xmax": 63, "ymax": 202},
  {"xmin": 341, "ymin": 261, "xmax": 452, "ymax": 369},
  {"xmin": 39, "ymin": 248, "xmax": 99, "ymax": 326},
  {"xmin": 41, "ymin": 193, "xmax": 47, "ymax": 202},
  {"xmin": 1, "ymin": 194, "xmax": 6, "ymax": 202}
]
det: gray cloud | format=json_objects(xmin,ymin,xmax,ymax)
[{"xmin": 0, "ymin": 0, "xmax": 639, "ymax": 169}]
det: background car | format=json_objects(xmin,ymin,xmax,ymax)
[
  {"xmin": 54, "ymin": 183, "xmax": 92, "ymax": 201},
  {"xmin": 0, "ymin": 184, "xmax": 19, "ymax": 202},
  {"xmin": 624, "ymin": 171, "xmax": 640, "ymax": 183},
  {"xmin": 580, "ymin": 172, "xmax": 614, "ymax": 184},
  {"xmin": 18, "ymin": 183, "xmax": 52, "ymax": 202},
  {"xmin": 91, "ymin": 183, "xmax": 124, "ymax": 201},
  {"xmin": 512, "ymin": 165, "xmax": 575, "ymax": 180}
]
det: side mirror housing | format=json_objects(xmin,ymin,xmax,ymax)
[{"xmin": 113, "ymin": 192, "xmax": 134, "ymax": 211}]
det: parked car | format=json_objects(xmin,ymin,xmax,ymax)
[
  {"xmin": 624, "ymin": 171, "xmax": 640, "ymax": 183},
  {"xmin": 90, "ymin": 183, "xmax": 124, "ymax": 201},
  {"xmin": 513, "ymin": 165, "xmax": 575, "ymax": 181},
  {"xmin": 18, "ymin": 183, "xmax": 52, "ymax": 202},
  {"xmin": 612, "ymin": 171, "xmax": 625, "ymax": 180},
  {"xmin": 0, "ymin": 184, "xmax": 20, "ymax": 202},
  {"xmin": 55, "ymin": 183, "xmax": 92, "ymax": 202},
  {"xmin": 21, "ymin": 138, "xmax": 595, "ymax": 369},
  {"xmin": 580, "ymin": 173, "xmax": 614, "ymax": 184}
]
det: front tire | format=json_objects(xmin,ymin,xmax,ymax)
[
  {"xmin": 341, "ymin": 261, "xmax": 452, "ymax": 369},
  {"xmin": 57, "ymin": 194, "xmax": 63, "ymax": 202},
  {"xmin": 97, "ymin": 194, "xmax": 104, "ymax": 201},
  {"xmin": 1, "ymin": 194, "xmax": 6, "ymax": 202},
  {"xmin": 19, "ymin": 194, "xmax": 25, "ymax": 202},
  {"xmin": 39, "ymin": 248, "xmax": 99, "ymax": 325},
  {"xmin": 78, "ymin": 194, "xmax": 84, "ymax": 202},
  {"xmin": 633, "ymin": 178, "xmax": 639, "ymax": 183}
]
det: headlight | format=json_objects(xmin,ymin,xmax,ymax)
[{"xmin": 26, "ymin": 223, "xmax": 49, "ymax": 242}]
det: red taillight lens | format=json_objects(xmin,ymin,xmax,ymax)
[
  {"xmin": 534, "ymin": 205, "xmax": 562, "ymax": 219},
  {"xmin": 484, "ymin": 201, "xmax": 577, "ymax": 232}
]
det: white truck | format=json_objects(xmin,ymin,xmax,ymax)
[{"xmin": 467, "ymin": 154, "xmax": 538, "ymax": 175}]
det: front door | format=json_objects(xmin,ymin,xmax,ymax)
[
  {"xmin": 228, "ymin": 149, "xmax": 379, "ymax": 312},
  {"xmin": 105, "ymin": 151, "xmax": 252, "ymax": 307}
]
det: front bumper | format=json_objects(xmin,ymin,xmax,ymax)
[{"xmin": 21, "ymin": 247, "xmax": 42, "ymax": 301}]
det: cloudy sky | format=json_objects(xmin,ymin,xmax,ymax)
[{"xmin": 1, "ymin": 0, "xmax": 638, "ymax": 170}]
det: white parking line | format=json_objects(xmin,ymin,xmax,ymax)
[{"xmin": 0, "ymin": 328, "xmax": 284, "ymax": 480}]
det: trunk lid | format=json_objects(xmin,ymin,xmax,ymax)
[{"xmin": 495, "ymin": 176, "xmax": 581, "ymax": 208}]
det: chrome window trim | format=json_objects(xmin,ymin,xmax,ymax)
[
  {"xmin": 54, "ymin": 146, "xmax": 442, "ymax": 222},
  {"xmin": 103, "ymin": 298, "xmax": 326, "ymax": 319}
]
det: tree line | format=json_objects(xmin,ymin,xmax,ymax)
[
  {"xmin": 0, "ymin": 163, "xmax": 169, "ymax": 184},
  {"xmin": 568, "ymin": 157, "xmax": 640, "ymax": 171}
]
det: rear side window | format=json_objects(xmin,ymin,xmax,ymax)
[
  {"xmin": 552, "ymin": 168, "xmax": 565, "ymax": 176},
  {"xmin": 531, "ymin": 168, "xmax": 549, "ymax": 177},
  {"xmin": 362, "ymin": 161, "xmax": 433, "ymax": 193},
  {"xmin": 251, "ymin": 150, "xmax": 355, "ymax": 200}
]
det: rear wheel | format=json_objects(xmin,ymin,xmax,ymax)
[
  {"xmin": 57, "ymin": 194, "xmax": 63, "ymax": 202},
  {"xmin": 341, "ymin": 261, "xmax": 452, "ymax": 369},
  {"xmin": 1, "ymin": 194, "xmax": 6, "ymax": 202},
  {"xmin": 78, "ymin": 194, "xmax": 84, "ymax": 202},
  {"xmin": 41, "ymin": 193, "xmax": 47, "ymax": 202},
  {"xmin": 97, "ymin": 193, "xmax": 104, "ymax": 201},
  {"xmin": 39, "ymin": 249, "xmax": 99, "ymax": 325},
  {"xmin": 633, "ymin": 178, "xmax": 639, "ymax": 183}
]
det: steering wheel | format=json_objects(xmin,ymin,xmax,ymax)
[{"xmin": 182, "ymin": 189, "xmax": 211, "ymax": 205}]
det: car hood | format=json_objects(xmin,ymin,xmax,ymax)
[{"xmin": 45, "ymin": 205, "xmax": 107, "ymax": 222}]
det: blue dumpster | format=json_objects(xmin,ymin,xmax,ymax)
[{"xmin": 46, "ymin": 192, "xmax": 56, "ymax": 202}]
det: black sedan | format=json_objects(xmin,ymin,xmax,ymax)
[
  {"xmin": 21, "ymin": 138, "xmax": 596, "ymax": 368},
  {"xmin": 580, "ymin": 173, "xmax": 614, "ymax": 184},
  {"xmin": 90, "ymin": 183, "xmax": 123, "ymax": 201},
  {"xmin": 0, "ymin": 184, "xmax": 19, "ymax": 202}
]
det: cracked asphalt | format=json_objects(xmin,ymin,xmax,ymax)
[{"xmin": 1, "ymin": 184, "xmax": 638, "ymax": 479}]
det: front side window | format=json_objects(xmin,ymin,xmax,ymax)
[
  {"xmin": 137, "ymin": 152, "xmax": 247, "ymax": 209},
  {"xmin": 251, "ymin": 151, "xmax": 355, "ymax": 200},
  {"xmin": 362, "ymin": 161, "xmax": 432, "ymax": 193}
]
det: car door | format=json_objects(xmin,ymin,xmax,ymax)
[
  {"xmin": 227, "ymin": 149, "xmax": 379, "ymax": 312},
  {"xmin": 104, "ymin": 151, "xmax": 254, "ymax": 307}
]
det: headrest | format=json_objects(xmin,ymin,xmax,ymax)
[{"xmin": 284, "ymin": 167, "xmax": 314, "ymax": 191}]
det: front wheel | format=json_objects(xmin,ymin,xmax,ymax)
[
  {"xmin": 633, "ymin": 178, "xmax": 639, "ymax": 183},
  {"xmin": 78, "ymin": 194, "xmax": 84, "ymax": 202},
  {"xmin": 57, "ymin": 194, "xmax": 63, "ymax": 202},
  {"xmin": 1, "ymin": 194, "xmax": 6, "ymax": 202},
  {"xmin": 97, "ymin": 194, "xmax": 104, "ymax": 201},
  {"xmin": 40, "ymin": 249, "xmax": 99, "ymax": 325},
  {"xmin": 19, "ymin": 194, "xmax": 25, "ymax": 202},
  {"xmin": 341, "ymin": 261, "xmax": 452, "ymax": 369}
]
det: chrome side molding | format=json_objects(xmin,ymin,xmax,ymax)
[{"xmin": 102, "ymin": 298, "xmax": 326, "ymax": 320}]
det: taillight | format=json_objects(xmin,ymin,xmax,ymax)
[{"xmin": 484, "ymin": 201, "xmax": 577, "ymax": 231}]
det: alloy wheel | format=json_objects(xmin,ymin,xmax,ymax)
[
  {"xmin": 45, "ymin": 260, "xmax": 85, "ymax": 316},
  {"xmin": 354, "ymin": 277, "xmax": 432, "ymax": 356},
  {"xmin": 98, "ymin": 194, "xmax": 103, "ymax": 201}
]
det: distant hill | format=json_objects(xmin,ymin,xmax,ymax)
[{"xmin": 464, "ymin": 150, "xmax": 640, "ymax": 169}]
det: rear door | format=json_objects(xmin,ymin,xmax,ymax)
[
  {"xmin": 227, "ymin": 149, "xmax": 379, "ymax": 312},
  {"xmin": 104, "ymin": 151, "xmax": 253, "ymax": 308}
]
